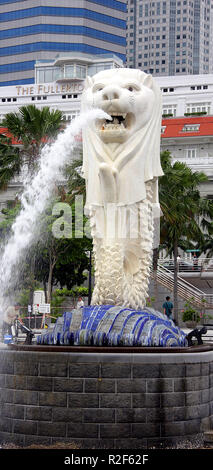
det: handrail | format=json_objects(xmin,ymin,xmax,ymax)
[
  {"xmin": 151, "ymin": 263, "xmax": 213, "ymax": 307},
  {"xmin": 157, "ymin": 264, "xmax": 205, "ymax": 294},
  {"xmin": 158, "ymin": 258, "xmax": 213, "ymax": 273}
]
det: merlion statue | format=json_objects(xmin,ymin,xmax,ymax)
[
  {"xmin": 37, "ymin": 70, "xmax": 188, "ymax": 348},
  {"xmin": 81, "ymin": 68, "xmax": 163, "ymax": 309}
]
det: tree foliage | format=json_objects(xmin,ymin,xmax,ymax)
[
  {"xmin": 2, "ymin": 104, "xmax": 64, "ymax": 175},
  {"xmin": 0, "ymin": 196, "xmax": 92, "ymax": 304},
  {"xmin": 159, "ymin": 150, "xmax": 212, "ymax": 322},
  {"xmin": 0, "ymin": 134, "xmax": 21, "ymax": 189},
  {"xmin": 159, "ymin": 150, "xmax": 211, "ymax": 253}
]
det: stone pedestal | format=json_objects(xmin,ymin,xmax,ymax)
[{"xmin": 0, "ymin": 346, "xmax": 213, "ymax": 448}]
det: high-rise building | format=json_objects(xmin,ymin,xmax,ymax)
[
  {"xmin": 126, "ymin": 0, "xmax": 213, "ymax": 76},
  {"xmin": 0, "ymin": 0, "xmax": 126, "ymax": 87}
]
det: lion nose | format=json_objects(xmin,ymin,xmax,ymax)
[{"xmin": 102, "ymin": 86, "xmax": 120, "ymax": 101}]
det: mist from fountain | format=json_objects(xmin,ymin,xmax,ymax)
[{"xmin": 0, "ymin": 108, "xmax": 109, "ymax": 315}]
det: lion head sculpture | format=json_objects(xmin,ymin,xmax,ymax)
[{"xmin": 81, "ymin": 68, "xmax": 163, "ymax": 209}]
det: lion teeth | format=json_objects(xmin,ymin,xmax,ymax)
[
  {"xmin": 110, "ymin": 113, "xmax": 127, "ymax": 118},
  {"xmin": 101, "ymin": 122, "xmax": 126, "ymax": 131},
  {"xmin": 100, "ymin": 113, "xmax": 128, "ymax": 131}
]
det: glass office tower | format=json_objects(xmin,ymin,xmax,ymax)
[
  {"xmin": 126, "ymin": 0, "xmax": 213, "ymax": 76},
  {"xmin": 0, "ymin": 0, "xmax": 126, "ymax": 86}
]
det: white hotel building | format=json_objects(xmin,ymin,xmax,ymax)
[{"xmin": 0, "ymin": 53, "xmax": 213, "ymax": 204}]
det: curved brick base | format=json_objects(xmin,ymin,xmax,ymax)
[{"xmin": 0, "ymin": 347, "xmax": 213, "ymax": 448}]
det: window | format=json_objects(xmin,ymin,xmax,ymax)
[
  {"xmin": 63, "ymin": 113, "xmax": 77, "ymax": 122},
  {"xmin": 45, "ymin": 69, "xmax": 53, "ymax": 82},
  {"xmin": 182, "ymin": 124, "xmax": 200, "ymax": 132},
  {"xmin": 53, "ymin": 68, "xmax": 63, "ymax": 81},
  {"xmin": 186, "ymin": 102, "xmax": 211, "ymax": 114},
  {"xmin": 186, "ymin": 149, "xmax": 197, "ymax": 158},
  {"xmin": 1, "ymin": 97, "xmax": 17, "ymax": 102},
  {"xmin": 162, "ymin": 104, "xmax": 177, "ymax": 116}
]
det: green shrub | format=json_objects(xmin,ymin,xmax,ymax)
[
  {"xmin": 52, "ymin": 286, "xmax": 89, "ymax": 298},
  {"xmin": 182, "ymin": 298, "xmax": 200, "ymax": 323},
  {"xmin": 50, "ymin": 286, "xmax": 90, "ymax": 320},
  {"xmin": 184, "ymin": 111, "xmax": 207, "ymax": 116}
]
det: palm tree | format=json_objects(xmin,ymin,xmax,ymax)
[
  {"xmin": 159, "ymin": 151, "xmax": 208, "ymax": 324},
  {"xmin": 198, "ymin": 199, "xmax": 213, "ymax": 259},
  {"xmin": 64, "ymin": 151, "xmax": 86, "ymax": 204},
  {"xmin": 0, "ymin": 134, "xmax": 21, "ymax": 189},
  {"xmin": 2, "ymin": 104, "xmax": 64, "ymax": 177}
]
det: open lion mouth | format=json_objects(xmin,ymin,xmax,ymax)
[{"xmin": 97, "ymin": 112, "xmax": 134, "ymax": 132}]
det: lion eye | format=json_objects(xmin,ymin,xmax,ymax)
[
  {"xmin": 93, "ymin": 85, "xmax": 104, "ymax": 93},
  {"xmin": 125, "ymin": 84, "xmax": 140, "ymax": 92}
]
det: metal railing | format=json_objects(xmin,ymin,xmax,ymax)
[
  {"xmin": 158, "ymin": 257, "xmax": 213, "ymax": 273},
  {"xmin": 151, "ymin": 263, "xmax": 213, "ymax": 309},
  {"xmin": 172, "ymin": 156, "xmax": 213, "ymax": 165}
]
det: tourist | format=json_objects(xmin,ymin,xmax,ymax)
[
  {"xmin": 2, "ymin": 304, "xmax": 20, "ymax": 337},
  {"xmin": 193, "ymin": 252, "xmax": 198, "ymax": 271},
  {"xmin": 162, "ymin": 296, "xmax": 173, "ymax": 320},
  {"xmin": 177, "ymin": 254, "xmax": 181, "ymax": 271},
  {"xmin": 76, "ymin": 297, "xmax": 84, "ymax": 309}
]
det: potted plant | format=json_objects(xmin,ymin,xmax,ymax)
[{"xmin": 182, "ymin": 298, "xmax": 200, "ymax": 328}]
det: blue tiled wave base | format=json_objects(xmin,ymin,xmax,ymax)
[{"xmin": 37, "ymin": 305, "xmax": 188, "ymax": 347}]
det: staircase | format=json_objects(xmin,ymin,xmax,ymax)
[{"xmin": 151, "ymin": 264, "xmax": 213, "ymax": 309}]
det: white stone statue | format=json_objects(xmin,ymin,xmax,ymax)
[{"xmin": 81, "ymin": 68, "xmax": 163, "ymax": 309}]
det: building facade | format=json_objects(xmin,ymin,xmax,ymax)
[
  {"xmin": 161, "ymin": 115, "xmax": 213, "ymax": 198},
  {"xmin": 1, "ymin": 61, "xmax": 213, "ymax": 207},
  {"xmin": 0, "ymin": 52, "xmax": 123, "ymax": 210},
  {"xmin": 2, "ymin": 68, "xmax": 213, "ymax": 124},
  {"xmin": 0, "ymin": 0, "xmax": 126, "ymax": 87},
  {"xmin": 157, "ymin": 73, "xmax": 213, "ymax": 117},
  {"xmin": 0, "ymin": 52, "xmax": 123, "ymax": 124},
  {"xmin": 126, "ymin": 0, "xmax": 213, "ymax": 76}
]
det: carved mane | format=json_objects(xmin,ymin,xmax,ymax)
[{"xmin": 81, "ymin": 68, "xmax": 163, "ymax": 208}]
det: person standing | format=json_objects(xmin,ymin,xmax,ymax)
[
  {"xmin": 2, "ymin": 304, "xmax": 20, "ymax": 337},
  {"xmin": 193, "ymin": 252, "xmax": 198, "ymax": 271},
  {"xmin": 163, "ymin": 296, "xmax": 174, "ymax": 320},
  {"xmin": 76, "ymin": 297, "xmax": 84, "ymax": 309}
]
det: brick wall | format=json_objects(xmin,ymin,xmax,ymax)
[{"xmin": 0, "ymin": 348, "xmax": 213, "ymax": 448}]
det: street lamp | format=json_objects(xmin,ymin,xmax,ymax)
[
  {"xmin": 88, "ymin": 250, "xmax": 92, "ymax": 306},
  {"xmin": 85, "ymin": 250, "xmax": 92, "ymax": 306}
]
